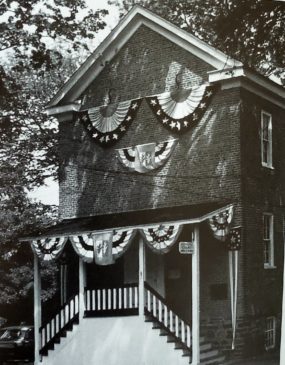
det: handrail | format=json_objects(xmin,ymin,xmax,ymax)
[
  {"xmin": 144, "ymin": 282, "xmax": 191, "ymax": 327},
  {"xmin": 144, "ymin": 283, "xmax": 192, "ymax": 350},
  {"xmin": 40, "ymin": 293, "xmax": 79, "ymax": 353}
]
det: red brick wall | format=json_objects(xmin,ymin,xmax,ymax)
[{"xmin": 240, "ymin": 89, "xmax": 284, "ymax": 356}]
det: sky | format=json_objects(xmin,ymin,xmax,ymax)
[{"xmin": 29, "ymin": 0, "xmax": 122, "ymax": 205}]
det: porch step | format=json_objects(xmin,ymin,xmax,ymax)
[{"xmin": 145, "ymin": 314, "xmax": 226, "ymax": 365}]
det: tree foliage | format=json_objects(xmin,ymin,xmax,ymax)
[
  {"xmin": 0, "ymin": 1, "xmax": 108, "ymax": 317},
  {"xmin": 109, "ymin": 0, "xmax": 285, "ymax": 84}
]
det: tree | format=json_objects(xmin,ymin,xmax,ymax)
[
  {"xmin": 109, "ymin": 0, "xmax": 285, "ymax": 85},
  {"xmin": 0, "ymin": 1, "xmax": 108, "ymax": 321}
]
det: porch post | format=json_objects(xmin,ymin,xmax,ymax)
[
  {"xmin": 33, "ymin": 252, "xmax": 41, "ymax": 365},
  {"xmin": 139, "ymin": 237, "xmax": 145, "ymax": 318},
  {"xmin": 79, "ymin": 258, "xmax": 86, "ymax": 320},
  {"xmin": 192, "ymin": 224, "xmax": 200, "ymax": 365},
  {"xmin": 280, "ymin": 241, "xmax": 285, "ymax": 364}
]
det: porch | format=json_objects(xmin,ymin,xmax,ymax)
[{"xmin": 25, "ymin": 203, "xmax": 238, "ymax": 365}]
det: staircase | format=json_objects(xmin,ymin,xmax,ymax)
[
  {"xmin": 39, "ymin": 284, "xmax": 226, "ymax": 364},
  {"xmin": 40, "ymin": 294, "xmax": 79, "ymax": 357},
  {"xmin": 144, "ymin": 283, "xmax": 226, "ymax": 365}
]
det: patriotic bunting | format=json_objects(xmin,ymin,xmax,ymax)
[
  {"xmin": 117, "ymin": 139, "xmax": 177, "ymax": 173},
  {"xmin": 69, "ymin": 234, "xmax": 94, "ymax": 263},
  {"xmin": 31, "ymin": 237, "xmax": 67, "ymax": 261},
  {"xmin": 76, "ymin": 98, "xmax": 142, "ymax": 147},
  {"xmin": 227, "ymin": 227, "xmax": 242, "ymax": 350},
  {"xmin": 146, "ymin": 84, "xmax": 217, "ymax": 133},
  {"xmin": 112, "ymin": 229, "xmax": 137, "ymax": 258},
  {"xmin": 141, "ymin": 224, "xmax": 182, "ymax": 253},
  {"xmin": 208, "ymin": 206, "xmax": 234, "ymax": 241}
]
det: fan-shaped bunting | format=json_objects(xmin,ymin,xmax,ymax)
[
  {"xmin": 31, "ymin": 237, "xmax": 67, "ymax": 261},
  {"xmin": 208, "ymin": 206, "xmax": 234, "ymax": 241},
  {"xmin": 146, "ymin": 84, "xmax": 217, "ymax": 133},
  {"xmin": 69, "ymin": 234, "xmax": 94, "ymax": 263},
  {"xmin": 76, "ymin": 98, "xmax": 142, "ymax": 147},
  {"xmin": 141, "ymin": 224, "xmax": 182, "ymax": 253},
  {"xmin": 117, "ymin": 139, "xmax": 177, "ymax": 173},
  {"xmin": 112, "ymin": 229, "xmax": 137, "ymax": 258}
]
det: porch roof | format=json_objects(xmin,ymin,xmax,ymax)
[{"xmin": 22, "ymin": 201, "xmax": 232, "ymax": 241}]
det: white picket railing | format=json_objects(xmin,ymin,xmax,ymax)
[
  {"xmin": 85, "ymin": 284, "xmax": 139, "ymax": 312},
  {"xmin": 40, "ymin": 294, "xmax": 79, "ymax": 351},
  {"xmin": 145, "ymin": 284, "xmax": 191, "ymax": 349}
]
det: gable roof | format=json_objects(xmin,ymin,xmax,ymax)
[
  {"xmin": 46, "ymin": 5, "xmax": 285, "ymax": 113},
  {"xmin": 46, "ymin": 5, "xmax": 242, "ymax": 109}
]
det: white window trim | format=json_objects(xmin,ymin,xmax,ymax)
[
  {"xmin": 265, "ymin": 316, "xmax": 276, "ymax": 350},
  {"xmin": 261, "ymin": 110, "xmax": 273, "ymax": 169},
  {"xmin": 263, "ymin": 213, "xmax": 275, "ymax": 269}
]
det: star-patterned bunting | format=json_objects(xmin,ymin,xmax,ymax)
[
  {"xmin": 227, "ymin": 226, "xmax": 242, "ymax": 251},
  {"xmin": 146, "ymin": 84, "xmax": 217, "ymax": 133},
  {"xmin": 76, "ymin": 98, "xmax": 142, "ymax": 147}
]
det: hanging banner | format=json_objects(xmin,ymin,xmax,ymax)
[
  {"xmin": 93, "ymin": 232, "xmax": 114, "ymax": 266},
  {"xmin": 31, "ymin": 237, "xmax": 67, "ymax": 261},
  {"xmin": 76, "ymin": 98, "xmax": 142, "ymax": 147},
  {"xmin": 69, "ymin": 234, "xmax": 94, "ymax": 263},
  {"xmin": 112, "ymin": 229, "xmax": 136, "ymax": 258},
  {"xmin": 228, "ymin": 226, "xmax": 242, "ymax": 350},
  {"xmin": 141, "ymin": 223, "xmax": 182, "ymax": 253},
  {"xmin": 117, "ymin": 139, "xmax": 177, "ymax": 173},
  {"xmin": 146, "ymin": 84, "xmax": 217, "ymax": 133},
  {"xmin": 208, "ymin": 206, "xmax": 234, "ymax": 241}
]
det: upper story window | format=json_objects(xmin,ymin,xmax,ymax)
[
  {"xmin": 261, "ymin": 111, "xmax": 273, "ymax": 168},
  {"xmin": 263, "ymin": 213, "xmax": 274, "ymax": 268},
  {"xmin": 265, "ymin": 316, "xmax": 276, "ymax": 350}
]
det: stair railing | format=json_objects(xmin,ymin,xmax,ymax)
[
  {"xmin": 40, "ymin": 293, "xmax": 79, "ymax": 354},
  {"xmin": 85, "ymin": 283, "xmax": 139, "ymax": 316},
  {"xmin": 144, "ymin": 283, "xmax": 191, "ymax": 350}
]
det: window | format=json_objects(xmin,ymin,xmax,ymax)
[
  {"xmin": 261, "ymin": 111, "xmax": 273, "ymax": 168},
  {"xmin": 263, "ymin": 213, "xmax": 274, "ymax": 268},
  {"xmin": 265, "ymin": 316, "xmax": 276, "ymax": 350}
]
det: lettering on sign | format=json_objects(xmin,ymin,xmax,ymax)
[{"xmin": 179, "ymin": 241, "xmax": 194, "ymax": 254}]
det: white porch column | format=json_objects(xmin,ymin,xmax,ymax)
[
  {"xmin": 139, "ymin": 237, "xmax": 145, "ymax": 318},
  {"xmin": 280, "ymin": 242, "xmax": 285, "ymax": 364},
  {"xmin": 79, "ymin": 258, "xmax": 87, "ymax": 320},
  {"xmin": 192, "ymin": 224, "xmax": 200, "ymax": 365},
  {"xmin": 34, "ymin": 253, "xmax": 41, "ymax": 365}
]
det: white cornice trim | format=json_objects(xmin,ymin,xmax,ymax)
[
  {"xmin": 46, "ymin": 103, "xmax": 81, "ymax": 116},
  {"xmin": 47, "ymin": 5, "xmax": 240, "ymax": 108},
  {"xmin": 209, "ymin": 67, "xmax": 285, "ymax": 109}
]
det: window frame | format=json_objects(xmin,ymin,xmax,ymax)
[
  {"xmin": 261, "ymin": 110, "xmax": 273, "ymax": 168},
  {"xmin": 263, "ymin": 213, "xmax": 275, "ymax": 269},
  {"xmin": 265, "ymin": 316, "xmax": 276, "ymax": 350}
]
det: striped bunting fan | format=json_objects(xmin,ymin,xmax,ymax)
[
  {"xmin": 208, "ymin": 206, "xmax": 234, "ymax": 241},
  {"xmin": 117, "ymin": 139, "xmax": 177, "ymax": 173},
  {"xmin": 146, "ymin": 84, "xmax": 217, "ymax": 133},
  {"xmin": 141, "ymin": 224, "xmax": 182, "ymax": 253},
  {"xmin": 112, "ymin": 229, "xmax": 137, "ymax": 258},
  {"xmin": 69, "ymin": 234, "xmax": 94, "ymax": 263},
  {"xmin": 31, "ymin": 237, "xmax": 67, "ymax": 261},
  {"xmin": 76, "ymin": 98, "xmax": 142, "ymax": 147}
]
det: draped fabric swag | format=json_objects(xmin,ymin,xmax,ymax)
[
  {"xmin": 76, "ymin": 98, "xmax": 142, "ymax": 146},
  {"xmin": 117, "ymin": 139, "xmax": 177, "ymax": 173},
  {"xmin": 145, "ymin": 84, "xmax": 216, "ymax": 133},
  {"xmin": 31, "ymin": 237, "xmax": 68, "ymax": 261},
  {"xmin": 208, "ymin": 206, "xmax": 234, "ymax": 241},
  {"xmin": 140, "ymin": 223, "xmax": 182, "ymax": 253}
]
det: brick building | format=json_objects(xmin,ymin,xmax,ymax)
[{"xmin": 25, "ymin": 6, "xmax": 285, "ymax": 365}]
